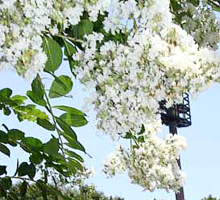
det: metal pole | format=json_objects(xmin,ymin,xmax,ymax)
[{"xmin": 169, "ymin": 123, "xmax": 185, "ymax": 200}]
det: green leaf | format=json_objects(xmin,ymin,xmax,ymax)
[
  {"xmin": 27, "ymin": 75, "xmax": 46, "ymax": 106},
  {"xmin": 29, "ymin": 152, "xmax": 43, "ymax": 165},
  {"xmin": 37, "ymin": 118, "xmax": 55, "ymax": 131},
  {"xmin": 20, "ymin": 181, "xmax": 28, "ymax": 197},
  {"xmin": 190, "ymin": 0, "xmax": 200, "ymax": 6},
  {"xmin": 8, "ymin": 141, "xmax": 17, "ymax": 147},
  {"xmin": 0, "ymin": 104, "xmax": 4, "ymax": 110},
  {"xmin": 18, "ymin": 162, "xmax": 36, "ymax": 179},
  {"xmin": 0, "ymin": 166, "xmax": 7, "ymax": 176},
  {"xmin": 56, "ymin": 117, "xmax": 77, "ymax": 140},
  {"xmin": 66, "ymin": 150, "xmax": 84, "ymax": 162},
  {"xmin": 27, "ymin": 163, "xmax": 36, "ymax": 179},
  {"xmin": 122, "ymin": 132, "xmax": 132, "ymax": 139},
  {"xmin": 53, "ymin": 105, "xmax": 85, "ymax": 116},
  {"xmin": 68, "ymin": 158, "xmax": 83, "ymax": 172},
  {"xmin": 14, "ymin": 104, "xmax": 49, "ymax": 122},
  {"xmin": 66, "ymin": 161, "xmax": 76, "ymax": 174},
  {"xmin": 213, "ymin": 4, "xmax": 220, "ymax": 12},
  {"xmin": 3, "ymin": 107, "xmax": 11, "ymax": 115},
  {"xmin": 64, "ymin": 40, "xmax": 76, "ymax": 57},
  {"xmin": 43, "ymin": 36, "xmax": 62, "ymax": 72},
  {"xmin": 0, "ymin": 131, "xmax": 8, "ymax": 144},
  {"xmin": 43, "ymin": 138, "xmax": 59, "ymax": 156},
  {"xmin": 17, "ymin": 162, "xmax": 29, "ymax": 176},
  {"xmin": 32, "ymin": 74, "xmax": 44, "ymax": 96},
  {"xmin": 0, "ymin": 88, "xmax": 12, "ymax": 100},
  {"xmin": 62, "ymin": 39, "xmax": 78, "ymax": 76},
  {"xmin": 60, "ymin": 113, "xmax": 88, "ymax": 127},
  {"xmin": 65, "ymin": 140, "xmax": 85, "ymax": 153},
  {"xmin": 137, "ymin": 135, "xmax": 145, "ymax": 143},
  {"xmin": 80, "ymin": 19, "xmax": 94, "ymax": 37},
  {"xmin": 8, "ymin": 129, "xmax": 25, "ymax": 141},
  {"xmin": 0, "ymin": 143, "xmax": 10, "ymax": 157},
  {"xmin": 49, "ymin": 75, "xmax": 73, "ymax": 98},
  {"xmin": 10, "ymin": 95, "xmax": 27, "ymax": 102},
  {"xmin": 71, "ymin": 19, "xmax": 94, "ymax": 39},
  {"xmin": 137, "ymin": 124, "xmax": 145, "ymax": 135},
  {"xmin": 22, "ymin": 137, "xmax": 43, "ymax": 151}
]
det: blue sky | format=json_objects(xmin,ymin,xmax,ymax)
[{"xmin": 1, "ymin": 61, "xmax": 220, "ymax": 200}]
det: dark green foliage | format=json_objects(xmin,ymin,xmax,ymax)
[
  {"xmin": 0, "ymin": 143, "xmax": 10, "ymax": 157},
  {"xmin": 201, "ymin": 195, "xmax": 220, "ymax": 200},
  {"xmin": 37, "ymin": 118, "xmax": 55, "ymax": 131},
  {"xmin": 17, "ymin": 162, "xmax": 36, "ymax": 179},
  {"xmin": 7, "ymin": 182, "xmax": 124, "ymax": 200}
]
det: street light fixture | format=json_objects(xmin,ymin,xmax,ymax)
[{"xmin": 159, "ymin": 93, "xmax": 192, "ymax": 200}]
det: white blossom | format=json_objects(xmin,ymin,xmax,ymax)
[
  {"xmin": 0, "ymin": 0, "xmax": 109, "ymax": 77},
  {"xmin": 103, "ymin": 134, "xmax": 187, "ymax": 192}
]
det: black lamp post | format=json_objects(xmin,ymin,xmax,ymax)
[{"xmin": 159, "ymin": 93, "xmax": 192, "ymax": 200}]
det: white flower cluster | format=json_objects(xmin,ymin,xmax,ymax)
[
  {"xmin": 0, "ymin": 0, "xmax": 109, "ymax": 77},
  {"xmin": 73, "ymin": 0, "xmax": 220, "ymax": 192},
  {"xmin": 104, "ymin": 133, "xmax": 187, "ymax": 192},
  {"xmin": 172, "ymin": 0, "xmax": 220, "ymax": 49},
  {"xmin": 2, "ymin": 0, "xmax": 220, "ymax": 193},
  {"xmin": 103, "ymin": 0, "xmax": 172, "ymax": 34},
  {"xmin": 74, "ymin": 0, "xmax": 220, "ymax": 139}
]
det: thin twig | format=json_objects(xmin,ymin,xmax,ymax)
[
  {"xmin": 44, "ymin": 86, "xmax": 66, "ymax": 160},
  {"xmin": 44, "ymin": 30, "xmax": 84, "ymax": 43}
]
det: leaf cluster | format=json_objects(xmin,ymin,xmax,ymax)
[
  {"xmin": 5, "ymin": 182, "xmax": 124, "ymax": 200},
  {"xmin": 0, "ymin": 39, "xmax": 88, "ymax": 198}
]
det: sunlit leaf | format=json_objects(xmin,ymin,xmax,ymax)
[
  {"xmin": 60, "ymin": 113, "xmax": 88, "ymax": 127},
  {"xmin": 0, "ymin": 88, "xmax": 12, "ymax": 101},
  {"xmin": 53, "ymin": 105, "xmax": 85, "ymax": 116},
  {"xmin": 49, "ymin": 75, "xmax": 73, "ymax": 98}
]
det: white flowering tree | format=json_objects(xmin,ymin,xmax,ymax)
[{"xmin": 0, "ymin": 0, "xmax": 220, "ymax": 198}]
